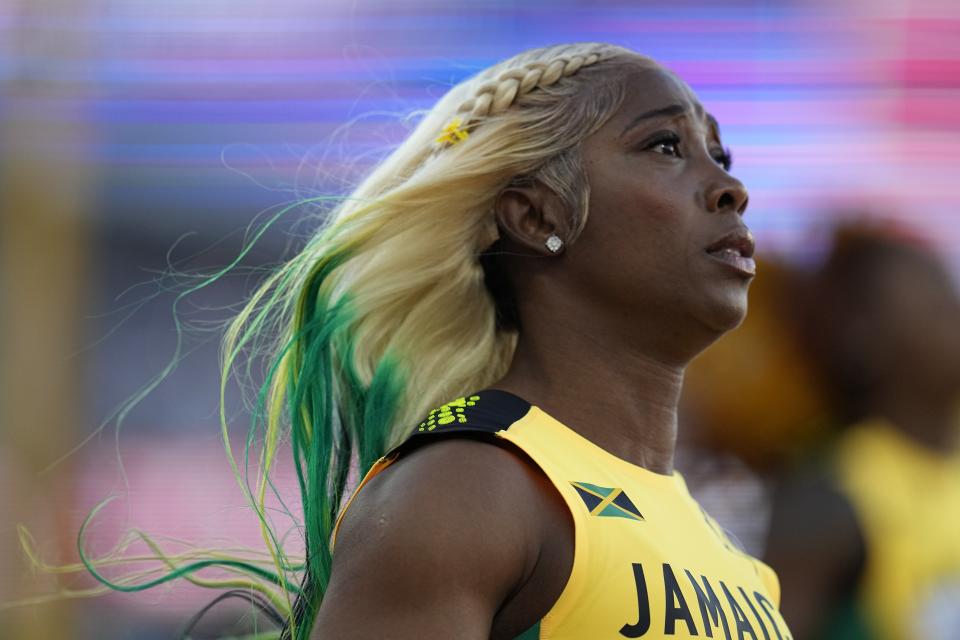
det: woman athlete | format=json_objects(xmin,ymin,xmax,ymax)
[
  {"xmin": 71, "ymin": 42, "xmax": 791, "ymax": 639},
  {"xmin": 296, "ymin": 43, "xmax": 791, "ymax": 639}
]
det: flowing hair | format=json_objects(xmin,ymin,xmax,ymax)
[{"xmin": 33, "ymin": 42, "xmax": 651, "ymax": 639}]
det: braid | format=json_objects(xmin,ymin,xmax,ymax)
[
  {"xmin": 460, "ymin": 51, "xmax": 607, "ymax": 119},
  {"xmin": 433, "ymin": 45, "xmax": 620, "ymax": 149}
]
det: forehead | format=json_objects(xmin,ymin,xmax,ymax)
[{"xmin": 600, "ymin": 62, "xmax": 712, "ymax": 133}]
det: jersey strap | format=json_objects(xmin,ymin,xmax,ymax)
[
  {"xmin": 371, "ymin": 389, "xmax": 531, "ymax": 473},
  {"xmin": 387, "ymin": 388, "xmax": 533, "ymax": 457}
]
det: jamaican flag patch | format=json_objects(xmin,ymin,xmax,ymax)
[{"xmin": 571, "ymin": 481, "xmax": 645, "ymax": 522}]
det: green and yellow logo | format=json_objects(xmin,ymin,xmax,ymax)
[
  {"xmin": 418, "ymin": 395, "xmax": 481, "ymax": 432},
  {"xmin": 570, "ymin": 481, "xmax": 645, "ymax": 522}
]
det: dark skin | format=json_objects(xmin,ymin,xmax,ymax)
[
  {"xmin": 312, "ymin": 57, "xmax": 750, "ymax": 639},
  {"xmin": 764, "ymin": 249, "xmax": 960, "ymax": 639}
]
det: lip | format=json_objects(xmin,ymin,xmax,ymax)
[{"xmin": 704, "ymin": 227, "xmax": 757, "ymax": 278}]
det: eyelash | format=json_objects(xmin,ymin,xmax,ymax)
[{"xmin": 644, "ymin": 132, "xmax": 733, "ymax": 172}]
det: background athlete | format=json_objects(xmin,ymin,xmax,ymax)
[{"xmin": 764, "ymin": 226, "xmax": 960, "ymax": 639}]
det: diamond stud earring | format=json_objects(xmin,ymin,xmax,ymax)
[{"xmin": 545, "ymin": 234, "xmax": 563, "ymax": 253}]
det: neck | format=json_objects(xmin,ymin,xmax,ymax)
[{"xmin": 492, "ymin": 300, "xmax": 705, "ymax": 475}]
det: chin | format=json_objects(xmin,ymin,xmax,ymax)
[{"xmin": 700, "ymin": 292, "xmax": 749, "ymax": 335}]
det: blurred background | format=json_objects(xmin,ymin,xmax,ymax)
[{"xmin": 1, "ymin": 0, "xmax": 958, "ymax": 638}]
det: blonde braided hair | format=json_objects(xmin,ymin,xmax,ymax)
[{"xmin": 433, "ymin": 44, "xmax": 626, "ymax": 151}]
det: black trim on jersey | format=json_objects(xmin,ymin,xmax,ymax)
[{"xmin": 385, "ymin": 388, "xmax": 532, "ymax": 460}]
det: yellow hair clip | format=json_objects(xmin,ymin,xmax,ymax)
[{"xmin": 436, "ymin": 116, "xmax": 470, "ymax": 147}]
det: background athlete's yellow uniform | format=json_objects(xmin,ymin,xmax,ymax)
[{"xmin": 833, "ymin": 420, "xmax": 960, "ymax": 640}]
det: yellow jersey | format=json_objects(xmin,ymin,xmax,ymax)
[
  {"xmin": 834, "ymin": 419, "xmax": 960, "ymax": 640},
  {"xmin": 333, "ymin": 389, "xmax": 791, "ymax": 639}
]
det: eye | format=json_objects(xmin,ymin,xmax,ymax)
[
  {"xmin": 711, "ymin": 145, "xmax": 734, "ymax": 172},
  {"xmin": 644, "ymin": 132, "xmax": 682, "ymax": 158}
]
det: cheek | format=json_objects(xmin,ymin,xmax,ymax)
[
  {"xmin": 590, "ymin": 166, "xmax": 684, "ymax": 235},
  {"xmin": 586, "ymin": 172, "xmax": 692, "ymax": 256}
]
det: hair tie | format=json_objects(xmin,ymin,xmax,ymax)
[{"xmin": 435, "ymin": 116, "xmax": 470, "ymax": 147}]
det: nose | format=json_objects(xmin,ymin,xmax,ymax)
[{"xmin": 706, "ymin": 174, "xmax": 749, "ymax": 215}]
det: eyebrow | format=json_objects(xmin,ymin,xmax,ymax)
[{"xmin": 619, "ymin": 103, "xmax": 721, "ymax": 138}]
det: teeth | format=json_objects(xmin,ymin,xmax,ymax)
[{"xmin": 719, "ymin": 247, "xmax": 741, "ymax": 258}]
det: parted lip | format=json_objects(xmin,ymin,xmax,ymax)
[{"xmin": 704, "ymin": 227, "xmax": 756, "ymax": 258}]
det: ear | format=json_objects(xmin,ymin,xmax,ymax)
[{"xmin": 493, "ymin": 179, "xmax": 571, "ymax": 255}]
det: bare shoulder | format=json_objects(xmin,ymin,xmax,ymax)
[
  {"xmin": 333, "ymin": 436, "xmax": 549, "ymax": 565},
  {"xmin": 314, "ymin": 436, "xmax": 555, "ymax": 639}
]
